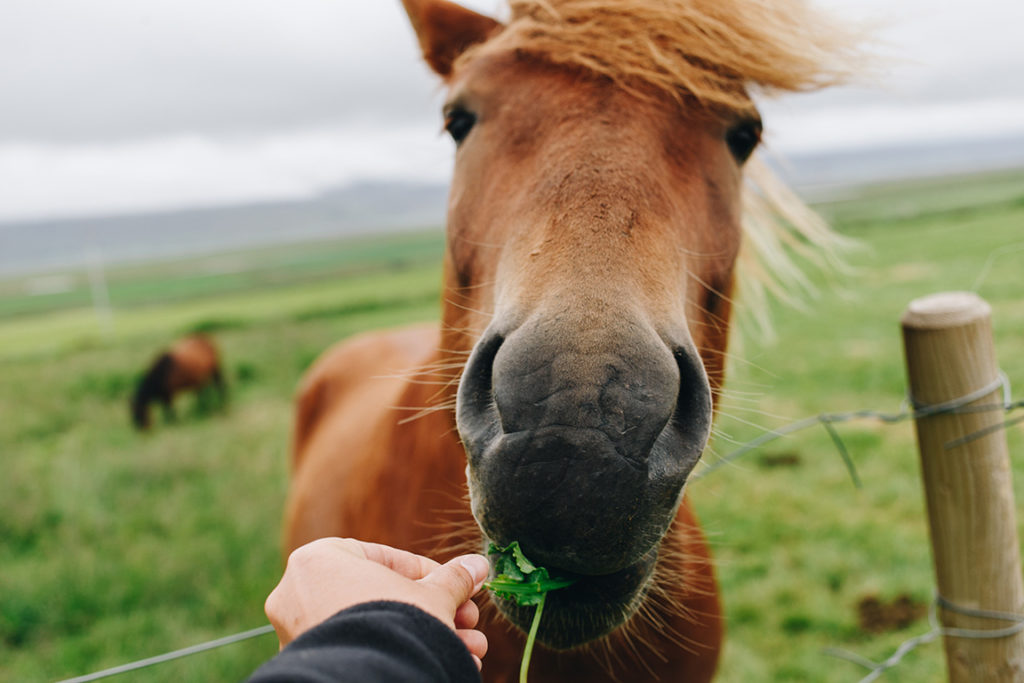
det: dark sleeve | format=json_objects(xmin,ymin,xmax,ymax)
[{"xmin": 245, "ymin": 600, "xmax": 482, "ymax": 683}]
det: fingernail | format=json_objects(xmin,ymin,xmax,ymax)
[{"xmin": 459, "ymin": 555, "xmax": 490, "ymax": 590}]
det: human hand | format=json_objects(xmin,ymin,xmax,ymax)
[{"xmin": 265, "ymin": 537, "xmax": 490, "ymax": 668}]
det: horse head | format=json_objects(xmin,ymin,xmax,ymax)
[
  {"xmin": 130, "ymin": 352, "xmax": 174, "ymax": 431},
  {"xmin": 401, "ymin": 0, "xmax": 852, "ymax": 649}
]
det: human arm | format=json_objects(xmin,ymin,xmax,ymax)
[{"xmin": 246, "ymin": 538, "xmax": 489, "ymax": 682}]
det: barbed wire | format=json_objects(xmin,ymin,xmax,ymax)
[
  {"xmin": 825, "ymin": 594, "xmax": 1024, "ymax": 683},
  {"xmin": 693, "ymin": 372, "xmax": 1021, "ymax": 485},
  {"xmin": 53, "ymin": 374, "xmax": 1022, "ymax": 682},
  {"xmin": 54, "ymin": 624, "xmax": 274, "ymax": 683},
  {"xmin": 695, "ymin": 370, "xmax": 1023, "ymax": 680}
]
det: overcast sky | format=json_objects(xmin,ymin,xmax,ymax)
[{"xmin": 1, "ymin": 0, "xmax": 1022, "ymax": 222}]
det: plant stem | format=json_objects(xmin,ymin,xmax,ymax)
[{"xmin": 520, "ymin": 592, "xmax": 545, "ymax": 683}]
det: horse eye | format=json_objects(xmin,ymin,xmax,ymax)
[
  {"xmin": 444, "ymin": 108, "xmax": 477, "ymax": 144},
  {"xmin": 725, "ymin": 120, "xmax": 762, "ymax": 164}
]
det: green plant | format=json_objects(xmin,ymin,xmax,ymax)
[{"xmin": 484, "ymin": 542, "xmax": 576, "ymax": 683}]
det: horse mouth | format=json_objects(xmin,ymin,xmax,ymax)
[{"xmin": 486, "ymin": 544, "xmax": 658, "ymax": 650}]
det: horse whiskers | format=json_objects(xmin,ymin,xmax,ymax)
[
  {"xmin": 689, "ymin": 308, "xmax": 732, "ymax": 332},
  {"xmin": 393, "ymin": 358, "xmax": 467, "ymax": 370},
  {"xmin": 715, "ymin": 403, "xmax": 800, "ymax": 423},
  {"xmin": 627, "ymin": 602, "xmax": 692, "ymax": 662},
  {"xmin": 711, "ymin": 395, "xmax": 772, "ymax": 412},
  {"xmin": 418, "ymin": 531, "xmax": 482, "ymax": 560},
  {"xmin": 713, "ymin": 406, "xmax": 805, "ymax": 436},
  {"xmin": 448, "ymin": 278, "xmax": 498, "ymax": 292},
  {"xmin": 615, "ymin": 620, "xmax": 661, "ymax": 680},
  {"xmin": 379, "ymin": 375, "xmax": 459, "ymax": 387},
  {"xmin": 697, "ymin": 344, "xmax": 778, "ymax": 375},
  {"xmin": 449, "ymin": 234, "xmax": 503, "ymax": 249},
  {"xmin": 377, "ymin": 360, "xmax": 466, "ymax": 378},
  {"xmin": 398, "ymin": 381, "xmax": 461, "ymax": 407},
  {"xmin": 392, "ymin": 396, "xmax": 456, "ymax": 412},
  {"xmin": 438, "ymin": 321, "xmax": 482, "ymax": 335},
  {"xmin": 409, "ymin": 499, "xmax": 481, "ymax": 558},
  {"xmin": 591, "ymin": 639, "xmax": 625, "ymax": 683},
  {"xmin": 703, "ymin": 433, "xmax": 745, "ymax": 452},
  {"xmin": 434, "ymin": 329, "xmax": 479, "ymax": 344},
  {"xmin": 671, "ymin": 242, "xmax": 736, "ymax": 260},
  {"xmin": 390, "ymin": 399, "xmax": 457, "ymax": 412},
  {"xmin": 710, "ymin": 388, "xmax": 768, "ymax": 404},
  {"xmin": 712, "ymin": 385, "xmax": 767, "ymax": 398},
  {"xmin": 687, "ymin": 270, "xmax": 739, "ymax": 308},
  {"xmin": 419, "ymin": 483, "xmax": 474, "ymax": 509},
  {"xmin": 431, "ymin": 347, "xmax": 473, "ymax": 356},
  {"xmin": 394, "ymin": 405, "xmax": 457, "ymax": 425},
  {"xmin": 442, "ymin": 297, "xmax": 495, "ymax": 318}
]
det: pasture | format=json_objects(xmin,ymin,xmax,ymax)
[{"xmin": 1, "ymin": 168, "xmax": 1022, "ymax": 681}]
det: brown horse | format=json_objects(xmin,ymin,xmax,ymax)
[
  {"xmin": 285, "ymin": 1, "xmax": 855, "ymax": 680},
  {"xmin": 131, "ymin": 334, "xmax": 226, "ymax": 430}
]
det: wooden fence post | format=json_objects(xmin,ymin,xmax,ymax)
[{"xmin": 902, "ymin": 291, "xmax": 1024, "ymax": 681}]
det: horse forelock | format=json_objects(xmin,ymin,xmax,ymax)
[{"xmin": 461, "ymin": 0, "xmax": 862, "ymax": 114}]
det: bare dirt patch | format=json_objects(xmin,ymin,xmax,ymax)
[{"xmin": 857, "ymin": 594, "xmax": 926, "ymax": 633}]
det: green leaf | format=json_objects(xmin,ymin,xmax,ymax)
[
  {"xmin": 509, "ymin": 542, "xmax": 537, "ymax": 574},
  {"xmin": 484, "ymin": 542, "xmax": 576, "ymax": 605},
  {"xmin": 483, "ymin": 542, "xmax": 576, "ymax": 682}
]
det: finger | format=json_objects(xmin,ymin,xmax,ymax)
[
  {"xmin": 419, "ymin": 554, "xmax": 489, "ymax": 610},
  {"xmin": 471, "ymin": 655, "xmax": 483, "ymax": 671},
  {"xmin": 313, "ymin": 537, "xmax": 369, "ymax": 561},
  {"xmin": 454, "ymin": 598, "xmax": 480, "ymax": 629},
  {"xmin": 456, "ymin": 628, "xmax": 488, "ymax": 660},
  {"xmin": 357, "ymin": 541, "xmax": 440, "ymax": 579}
]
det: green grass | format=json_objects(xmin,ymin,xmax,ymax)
[
  {"xmin": 696, "ymin": 168, "xmax": 1024, "ymax": 682},
  {"xmin": 0, "ymin": 231, "xmax": 444, "ymax": 682},
  {"xmin": 0, "ymin": 230, "xmax": 444, "ymax": 320},
  {"xmin": 1, "ymin": 170, "xmax": 1022, "ymax": 682}
]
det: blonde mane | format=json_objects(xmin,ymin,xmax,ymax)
[
  {"xmin": 475, "ymin": 0, "xmax": 859, "ymax": 112},
  {"xmin": 464, "ymin": 0, "xmax": 863, "ymax": 335}
]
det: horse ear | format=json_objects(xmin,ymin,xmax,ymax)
[{"xmin": 401, "ymin": 0, "xmax": 502, "ymax": 78}]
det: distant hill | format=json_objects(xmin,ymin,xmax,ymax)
[
  {"xmin": 776, "ymin": 134, "xmax": 1024, "ymax": 201},
  {"xmin": 0, "ymin": 181, "xmax": 448, "ymax": 277},
  {"xmin": 2, "ymin": 135, "xmax": 1022, "ymax": 277}
]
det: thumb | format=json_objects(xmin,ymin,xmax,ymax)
[{"xmin": 420, "ymin": 554, "xmax": 490, "ymax": 609}]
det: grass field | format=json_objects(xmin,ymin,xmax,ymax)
[{"xmin": 2, "ymin": 168, "xmax": 1022, "ymax": 682}]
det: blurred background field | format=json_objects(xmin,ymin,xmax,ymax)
[{"xmin": 1, "ymin": 167, "xmax": 1021, "ymax": 681}]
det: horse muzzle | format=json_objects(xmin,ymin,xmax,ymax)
[{"xmin": 456, "ymin": 314, "xmax": 713, "ymax": 580}]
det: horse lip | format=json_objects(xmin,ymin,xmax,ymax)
[
  {"xmin": 487, "ymin": 543, "xmax": 659, "ymax": 649},
  {"xmin": 483, "ymin": 534, "xmax": 657, "ymax": 587}
]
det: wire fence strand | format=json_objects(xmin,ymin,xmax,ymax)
[
  {"xmin": 694, "ymin": 372, "xmax": 1019, "ymax": 484},
  {"xmin": 53, "ymin": 372, "xmax": 1022, "ymax": 682},
  {"xmin": 54, "ymin": 624, "xmax": 275, "ymax": 683},
  {"xmin": 825, "ymin": 594, "xmax": 1024, "ymax": 683}
]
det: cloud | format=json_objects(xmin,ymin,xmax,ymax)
[
  {"xmin": 0, "ymin": 125, "xmax": 455, "ymax": 222},
  {"xmin": 2, "ymin": 0, "xmax": 1021, "ymax": 144},
  {"xmin": 0, "ymin": 0, "xmax": 445, "ymax": 142},
  {"xmin": 763, "ymin": 96, "xmax": 1024, "ymax": 153},
  {"xmin": 1, "ymin": 0, "xmax": 1021, "ymax": 221}
]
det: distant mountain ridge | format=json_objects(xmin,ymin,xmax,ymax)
[
  {"xmin": 3, "ymin": 135, "xmax": 1023, "ymax": 277},
  {"xmin": 0, "ymin": 181, "xmax": 449, "ymax": 277},
  {"xmin": 777, "ymin": 134, "xmax": 1024, "ymax": 200}
]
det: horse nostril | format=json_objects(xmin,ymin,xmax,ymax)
[
  {"xmin": 456, "ymin": 332, "xmax": 504, "ymax": 457},
  {"xmin": 653, "ymin": 345, "xmax": 712, "ymax": 478},
  {"xmin": 673, "ymin": 346, "xmax": 712, "ymax": 428}
]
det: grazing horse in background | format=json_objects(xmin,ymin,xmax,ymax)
[
  {"xmin": 285, "ymin": 0, "xmax": 856, "ymax": 680},
  {"xmin": 131, "ymin": 334, "xmax": 226, "ymax": 430}
]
